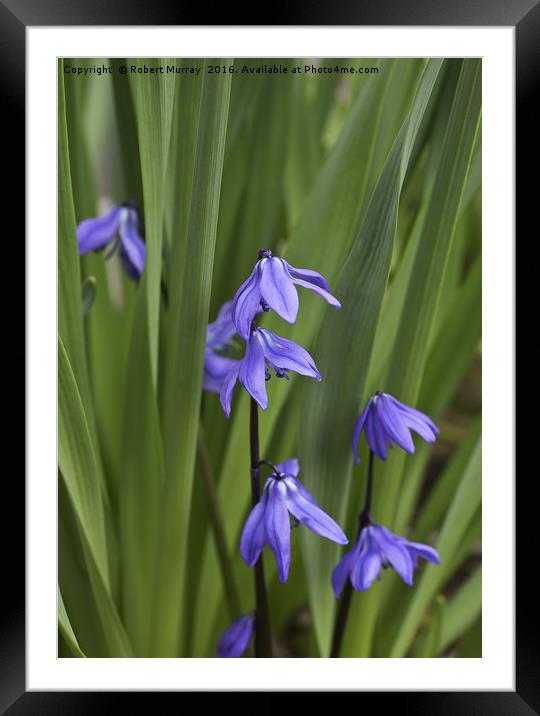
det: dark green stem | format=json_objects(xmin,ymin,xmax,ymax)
[{"xmin": 250, "ymin": 399, "xmax": 272, "ymax": 657}]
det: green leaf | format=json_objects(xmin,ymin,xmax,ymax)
[
  {"xmin": 150, "ymin": 60, "xmax": 232, "ymax": 656},
  {"xmin": 438, "ymin": 568, "xmax": 482, "ymax": 654},
  {"xmin": 414, "ymin": 595, "xmax": 446, "ymax": 658},
  {"xmin": 129, "ymin": 58, "xmax": 175, "ymax": 384},
  {"xmin": 389, "ymin": 437, "xmax": 481, "ymax": 656},
  {"xmin": 58, "ymin": 335, "xmax": 109, "ymax": 589},
  {"xmin": 118, "ymin": 285, "xmax": 165, "ymax": 655},
  {"xmin": 58, "ymin": 588, "xmax": 86, "ymax": 658}
]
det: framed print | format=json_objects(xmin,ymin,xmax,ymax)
[{"xmin": 10, "ymin": 0, "xmax": 528, "ymax": 710}]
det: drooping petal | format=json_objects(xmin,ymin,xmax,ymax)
[
  {"xmin": 284, "ymin": 477, "xmax": 348, "ymax": 545},
  {"xmin": 288, "ymin": 276, "xmax": 341, "ymax": 308},
  {"xmin": 259, "ymin": 257, "xmax": 299, "ymax": 324},
  {"xmin": 350, "ymin": 530, "xmax": 383, "ymax": 591},
  {"xmin": 372, "ymin": 525, "xmax": 414, "ymax": 586},
  {"xmin": 282, "ymin": 260, "xmax": 331, "ymax": 291},
  {"xmin": 257, "ymin": 328, "xmax": 321, "ymax": 380},
  {"xmin": 118, "ymin": 209, "xmax": 146, "ymax": 279},
  {"xmin": 77, "ymin": 205, "xmax": 122, "ymax": 254},
  {"xmin": 264, "ymin": 480, "xmax": 291, "ymax": 583},
  {"xmin": 389, "ymin": 395, "xmax": 439, "ymax": 436},
  {"xmin": 216, "ymin": 614, "xmax": 254, "ymax": 658},
  {"xmin": 352, "ymin": 400, "xmax": 371, "ymax": 464},
  {"xmin": 278, "ymin": 458, "xmax": 300, "ymax": 477},
  {"xmin": 376, "ymin": 395, "xmax": 415, "ymax": 454},
  {"xmin": 332, "ymin": 542, "xmax": 361, "ymax": 598},
  {"xmin": 231, "ymin": 265, "xmax": 263, "ymax": 340},
  {"xmin": 204, "ymin": 352, "xmax": 239, "ymax": 394},
  {"xmin": 240, "ymin": 490, "xmax": 269, "ymax": 567},
  {"xmin": 389, "ymin": 397, "xmax": 439, "ymax": 443},
  {"xmin": 220, "ymin": 363, "xmax": 241, "ymax": 418},
  {"xmin": 207, "ymin": 300, "xmax": 236, "ymax": 349},
  {"xmin": 238, "ymin": 331, "xmax": 268, "ymax": 410},
  {"xmin": 403, "ymin": 540, "xmax": 441, "ymax": 565},
  {"xmin": 365, "ymin": 407, "xmax": 389, "ymax": 460}
]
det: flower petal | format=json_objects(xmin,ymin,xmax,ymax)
[
  {"xmin": 282, "ymin": 260, "xmax": 331, "ymax": 291},
  {"xmin": 217, "ymin": 614, "xmax": 254, "ymax": 658},
  {"xmin": 404, "ymin": 540, "xmax": 441, "ymax": 565},
  {"xmin": 257, "ymin": 328, "xmax": 321, "ymax": 380},
  {"xmin": 232, "ymin": 264, "xmax": 263, "ymax": 340},
  {"xmin": 288, "ymin": 276, "xmax": 341, "ymax": 308},
  {"xmin": 389, "ymin": 397, "xmax": 439, "ymax": 443},
  {"xmin": 376, "ymin": 395, "xmax": 415, "ymax": 454},
  {"xmin": 207, "ymin": 300, "xmax": 236, "ymax": 349},
  {"xmin": 220, "ymin": 363, "xmax": 241, "ymax": 418},
  {"xmin": 259, "ymin": 257, "xmax": 299, "ymax": 324},
  {"xmin": 389, "ymin": 396, "xmax": 440, "ymax": 436},
  {"xmin": 204, "ymin": 352, "xmax": 239, "ymax": 394},
  {"xmin": 372, "ymin": 525, "xmax": 414, "ymax": 586},
  {"xmin": 240, "ymin": 491, "xmax": 268, "ymax": 567},
  {"xmin": 350, "ymin": 530, "xmax": 383, "ymax": 591},
  {"xmin": 238, "ymin": 332, "xmax": 268, "ymax": 410},
  {"xmin": 352, "ymin": 400, "xmax": 371, "ymax": 464},
  {"xmin": 332, "ymin": 544, "xmax": 359, "ymax": 598},
  {"xmin": 77, "ymin": 206, "xmax": 122, "ymax": 254},
  {"xmin": 264, "ymin": 480, "xmax": 291, "ymax": 583},
  {"xmin": 284, "ymin": 477, "xmax": 348, "ymax": 545},
  {"xmin": 278, "ymin": 458, "xmax": 300, "ymax": 477},
  {"xmin": 365, "ymin": 407, "xmax": 389, "ymax": 460},
  {"xmin": 119, "ymin": 209, "xmax": 146, "ymax": 278}
]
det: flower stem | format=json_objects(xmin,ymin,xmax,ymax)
[
  {"xmin": 330, "ymin": 450, "xmax": 375, "ymax": 657},
  {"xmin": 249, "ymin": 398, "xmax": 272, "ymax": 657},
  {"xmin": 197, "ymin": 425, "xmax": 241, "ymax": 621}
]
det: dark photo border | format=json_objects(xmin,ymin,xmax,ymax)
[{"xmin": 9, "ymin": 0, "xmax": 527, "ymax": 712}]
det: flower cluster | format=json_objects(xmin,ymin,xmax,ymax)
[{"xmin": 204, "ymin": 249, "xmax": 340, "ymax": 416}]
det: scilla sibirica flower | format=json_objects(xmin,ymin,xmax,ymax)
[
  {"xmin": 77, "ymin": 201, "xmax": 146, "ymax": 279},
  {"xmin": 217, "ymin": 613, "xmax": 255, "ymax": 658},
  {"xmin": 220, "ymin": 326, "xmax": 320, "ymax": 417},
  {"xmin": 332, "ymin": 523, "xmax": 440, "ymax": 597},
  {"xmin": 203, "ymin": 301, "xmax": 240, "ymax": 394},
  {"xmin": 352, "ymin": 392, "xmax": 439, "ymax": 463},
  {"xmin": 231, "ymin": 249, "xmax": 341, "ymax": 339},
  {"xmin": 241, "ymin": 459, "xmax": 348, "ymax": 583}
]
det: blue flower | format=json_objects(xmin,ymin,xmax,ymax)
[
  {"xmin": 352, "ymin": 392, "xmax": 439, "ymax": 463},
  {"xmin": 241, "ymin": 459, "xmax": 348, "ymax": 583},
  {"xmin": 231, "ymin": 249, "xmax": 341, "ymax": 339},
  {"xmin": 216, "ymin": 613, "xmax": 254, "ymax": 658},
  {"xmin": 203, "ymin": 301, "xmax": 240, "ymax": 394},
  {"xmin": 220, "ymin": 326, "xmax": 320, "ymax": 417},
  {"xmin": 332, "ymin": 523, "xmax": 440, "ymax": 597},
  {"xmin": 77, "ymin": 202, "xmax": 146, "ymax": 279}
]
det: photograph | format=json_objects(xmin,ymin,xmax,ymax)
[{"xmin": 57, "ymin": 56, "xmax": 482, "ymax": 660}]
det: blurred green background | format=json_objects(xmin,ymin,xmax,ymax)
[{"xmin": 58, "ymin": 57, "xmax": 481, "ymax": 658}]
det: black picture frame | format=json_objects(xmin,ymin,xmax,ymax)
[{"xmin": 10, "ymin": 0, "xmax": 527, "ymax": 711}]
